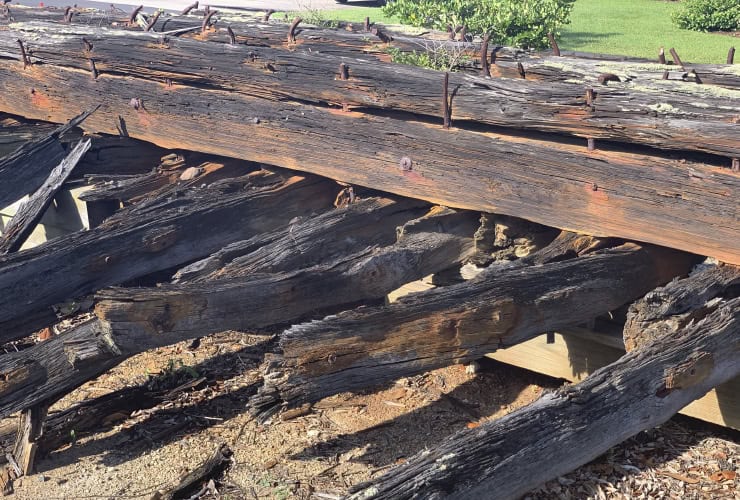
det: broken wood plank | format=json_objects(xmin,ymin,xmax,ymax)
[
  {"xmin": 0, "ymin": 109, "xmax": 94, "ymax": 208},
  {"xmin": 157, "ymin": 443, "xmax": 232, "ymax": 500},
  {"xmin": 0, "ymin": 60, "xmax": 736, "ymax": 264},
  {"xmin": 624, "ymin": 263, "xmax": 740, "ymax": 351},
  {"xmin": 2, "ymin": 20, "xmax": 738, "ymax": 157},
  {"xmin": 349, "ymin": 296, "xmax": 739, "ymax": 500},
  {"xmin": 0, "ymin": 139, "xmax": 91, "ymax": 253},
  {"xmin": 0, "ymin": 207, "xmax": 477, "ymax": 418},
  {"xmin": 0, "ymin": 171, "xmax": 335, "ymax": 343},
  {"xmin": 10, "ymin": 404, "xmax": 47, "ymax": 476},
  {"xmin": 248, "ymin": 241, "xmax": 695, "ymax": 420}
]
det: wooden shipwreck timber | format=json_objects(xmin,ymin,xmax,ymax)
[{"xmin": 0, "ymin": 4, "xmax": 738, "ymax": 498}]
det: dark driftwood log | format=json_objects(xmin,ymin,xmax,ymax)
[
  {"xmin": 0, "ymin": 110, "xmax": 93, "ymax": 208},
  {"xmin": 623, "ymin": 263, "xmax": 740, "ymax": 351},
  {"xmin": 248, "ymin": 242, "xmax": 695, "ymax": 420},
  {"xmin": 2, "ymin": 21, "xmax": 739, "ymax": 157},
  {"xmin": 0, "ymin": 139, "xmax": 91, "ymax": 253},
  {"xmin": 349, "ymin": 296, "xmax": 740, "ymax": 500},
  {"xmin": 0, "ymin": 208, "xmax": 477, "ymax": 418},
  {"xmin": 0, "ymin": 56, "xmax": 737, "ymax": 264},
  {"xmin": 0, "ymin": 171, "xmax": 335, "ymax": 343},
  {"xmin": 158, "ymin": 443, "xmax": 232, "ymax": 500}
]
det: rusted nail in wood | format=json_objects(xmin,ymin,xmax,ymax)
[
  {"xmin": 145, "ymin": 10, "xmax": 161, "ymax": 31},
  {"xmin": 364, "ymin": 16, "xmax": 370, "ymax": 32},
  {"xmin": 17, "ymin": 39, "xmax": 30, "ymax": 69},
  {"xmin": 371, "ymin": 27, "xmax": 392, "ymax": 43},
  {"xmin": 88, "ymin": 58, "xmax": 98, "ymax": 80},
  {"xmin": 662, "ymin": 70, "xmax": 669, "ymax": 80},
  {"xmin": 263, "ymin": 9, "xmax": 275, "ymax": 22},
  {"xmin": 546, "ymin": 332, "xmax": 555, "ymax": 344},
  {"xmin": 517, "ymin": 62, "xmax": 526, "ymax": 79},
  {"xmin": 597, "ymin": 73, "xmax": 620, "ymax": 85},
  {"xmin": 442, "ymin": 72, "xmax": 451, "ymax": 129},
  {"xmin": 459, "ymin": 25, "xmax": 467, "ymax": 41},
  {"xmin": 732, "ymin": 158, "xmax": 739, "ymax": 172},
  {"xmin": 288, "ymin": 17, "xmax": 302, "ymax": 44},
  {"xmin": 481, "ymin": 34, "xmax": 491, "ymax": 77},
  {"xmin": 204, "ymin": 5, "xmax": 210, "ymax": 14},
  {"xmin": 63, "ymin": 6, "xmax": 72, "ymax": 23},
  {"xmin": 658, "ymin": 47, "xmax": 666, "ymax": 65},
  {"xmin": 129, "ymin": 97, "xmax": 142, "ymax": 110},
  {"xmin": 728, "ymin": 47, "xmax": 735, "ymax": 65},
  {"xmin": 339, "ymin": 62, "xmax": 349, "ymax": 80},
  {"xmin": 591, "ymin": 182, "xmax": 598, "ymax": 191},
  {"xmin": 180, "ymin": 1, "xmax": 198, "ymax": 15},
  {"xmin": 691, "ymin": 70, "xmax": 703, "ymax": 84},
  {"xmin": 669, "ymin": 48, "xmax": 684, "ymax": 69},
  {"xmin": 128, "ymin": 5, "xmax": 143, "ymax": 26},
  {"xmin": 585, "ymin": 87, "xmax": 594, "ymax": 107},
  {"xmin": 82, "ymin": 37, "xmax": 93, "ymax": 51},
  {"xmin": 587, "ymin": 138, "xmax": 595, "ymax": 151},
  {"xmin": 202, "ymin": 10, "xmax": 217, "ymax": 34},
  {"xmin": 399, "ymin": 157, "xmax": 413, "ymax": 171},
  {"xmin": 547, "ymin": 32, "xmax": 560, "ymax": 56},
  {"xmin": 227, "ymin": 26, "xmax": 236, "ymax": 44}
]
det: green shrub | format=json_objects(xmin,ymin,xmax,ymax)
[
  {"xmin": 382, "ymin": 0, "xmax": 576, "ymax": 49},
  {"xmin": 672, "ymin": 0, "xmax": 740, "ymax": 32}
]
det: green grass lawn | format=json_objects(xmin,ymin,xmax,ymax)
[
  {"xmin": 560, "ymin": 0, "xmax": 735, "ymax": 64},
  {"xmin": 286, "ymin": 0, "xmax": 733, "ymax": 64}
]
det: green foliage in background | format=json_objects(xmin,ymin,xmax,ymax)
[
  {"xmin": 382, "ymin": 0, "xmax": 576, "ymax": 48},
  {"xmin": 672, "ymin": 0, "xmax": 740, "ymax": 32}
]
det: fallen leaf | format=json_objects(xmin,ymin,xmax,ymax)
[{"xmin": 657, "ymin": 471, "xmax": 700, "ymax": 484}]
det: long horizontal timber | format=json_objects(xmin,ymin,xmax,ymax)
[
  {"xmin": 2, "ymin": 21, "xmax": 739, "ymax": 157},
  {"xmin": 247, "ymin": 240, "xmax": 695, "ymax": 420},
  {"xmin": 0, "ymin": 55, "xmax": 737, "ymax": 263},
  {"xmin": 0, "ymin": 207, "xmax": 477, "ymax": 418},
  {"xmin": 0, "ymin": 171, "xmax": 336, "ymax": 343},
  {"xmin": 349, "ymin": 296, "xmax": 740, "ymax": 500}
]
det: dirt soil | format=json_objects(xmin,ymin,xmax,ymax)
[{"xmin": 4, "ymin": 330, "xmax": 738, "ymax": 500}]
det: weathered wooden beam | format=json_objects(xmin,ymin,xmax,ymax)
[
  {"xmin": 349, "ymin": 296, "xmax": 739, "ymax": 500},
  {"xmin": 248, "ymin": 242, "xmax": 695, "ymax": 420},
  {"xmin": 0, "ymin": 110, "xmax": 93, "ymax": 208},
  {"xmin": 0, "ymin": 207, "xmax": 476, "ymax": 418},
  {"xmin": 0, "ymin": 57, "xmax": 736, "ymax": 264},
  {"xmin": 0, "ymin": 171, "xmax": 335, "ymax": 343},
  {"xmin": 0, "ymin": 139, "xmax": 91, "ymax": 253},
  {"xmin": 624, "ymin": 263, "xmax": 740, "ymax": 351},
  {"xmin": 2, "ymin": 21, "xmax": 738, "ymax": 157},
  {"xmin": 159, "ymin": 444, "xmax": 232, "ymax": 500}
]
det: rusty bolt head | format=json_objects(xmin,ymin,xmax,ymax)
[
  {"xmin": 399, "ymin": 157, "xmax": 413, "ymax": 171},
  {"xmin": 129, "ymin": 98, "xmax": 141, "ymax": 110}
]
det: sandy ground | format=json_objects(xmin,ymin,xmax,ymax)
[{"xmin": 2, "ymin": 330, "xmax": 736, "ymax": 500}]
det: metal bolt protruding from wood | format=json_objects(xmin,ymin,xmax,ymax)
[
  {"xmin": 658, "ymin": 47, "xmax": 666, "ymax": 65},
  {"xmin": 442, "ymin": 72, "xmax": 451, "ymax": 129},
  {"xmin": 364, "ymin": 16, "xmax": 370, "ymax": 32},
  {"xmin": 662, "ymin": 71, "xmax": 669, "ymax": 80},
  {"xmin": 548, "ymin": 32, "xmax": 560, "ymax": 57},
  {"xmin": 517, "ymin": 62, "xmax": 526, "ymax": 79},
  {"xmin": 481, "ymin": 34, "xmax": 491, "ymax": 78},
  {"xmin": 17, "ymin": 39, "xmax": 30, "ymax": 69},
  {"xmin": 732, "ymin": 158, "xmax": 739, "ymax": 172},
  {"xmin": 145, "ymin": 10, "xmax": 161, "ymax": 31},
  {"xmin": 82, "ymin": 37, "xmax": 93, "ymax": 52},
  {"xmin": 585, "ymin": 87, "xmax": 594, "ymax": 107},
  {"xmin": 181, "ymin": 1, "xmax": 198, "ymax": 15},
  {"xmin": 587, "ymin": 138, "xmax": 596, "ymax": 152},
  {"xmin": 128, "ymin": 5, "xmax": 143, "ymax": 26},
  {"xmin": 63, "ymin": 6, "xmax": 72, "ymax": 23},
  {"xmin": 669, "ymin": 48, "xmax": 684, "ymax": 69},
  {"xmin": 288, "ymin": 17, "xmax": 302, "ymax": 44},
  {"xmin": 339, "ymin": 62, "xmax": 349, "ymax": 80},
  {"xmin": 88, "ymin": 58, "xmax": 98, "ymax": 80},
  {"xmin": 202, "ymin": 10, "xmax": 217, "ymax": 34},
  {"xmin": 728, "ymin": 47, "xmax": 735, "ymax": 65},
  {"xmin": 399, "ymin": 157, "xmax": 413, "ymax": 171},
  {"xmin": 263, "ymin": 9, "xmax": 275, "ymax": 22},
  {"xmin": 129, "ymin": 98, "xmax": 142, "ymax": 110},
  {"xmin": 227, "ymin": 26, "xmax": 236, "ymax": 45}
]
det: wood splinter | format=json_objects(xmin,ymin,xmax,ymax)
[
  {"xmin": 180, "ymin": 1, "xmax": 198, "ymax": 15},
  {"xmin": 287, "ymin": 17, "xmax": 302, "ymax": 44}
]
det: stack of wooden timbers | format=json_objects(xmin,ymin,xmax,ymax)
[{"xmin": 0, "ymin": 3, "xmax": 738, "ymax": 497}]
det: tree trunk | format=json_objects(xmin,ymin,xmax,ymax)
[
  {"xmin": 0, "ymin": 139, "xmax": 91, "ymax": 253},
  {"xmin": 2, "ymin": 20, "xmax": 738, "ymax": 157},
  {"xmin": 0, "ymin": 171, "xmax": 336, "ymax": 343},
  {"xmin": 0, "ymin": 207, "xmax": 477, "ymax": 418},
  {"xmin": 248, "ymin": 242, "xmax": 695, "ymax": 420},
  {"xmin": 624, "ymin": 263, "xmax": 740, "ymax": 351},
  {"xmin": 0, "ymin": 56, "xmax": 736, "ymax": 264},
  {"xmin": 348, "ymin": 296, "xmax": 740, "ymax": 500}
]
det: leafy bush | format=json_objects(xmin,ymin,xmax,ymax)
[
  {"xmin": 386, "ymin": 43, "xmax": 471, "ymax": 71},
  {"xmin": 672, "ymin": 0, "xmax": 740, "ymax": 32},
  {"xmin": 382, "ymin": 0, "xmax": 576, "ymax": 49}
]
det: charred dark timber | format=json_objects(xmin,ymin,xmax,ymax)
[
  {"xmin": 247, "ymin": 240, "xmax": 695, "ymax": 420},
  {"xmin": 0, "ymin": 27, "xmax": 736, "ymax": 264},
  {"xmin": 349, "ymin": 295, "xmax": 739, "ymax": 500}
]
